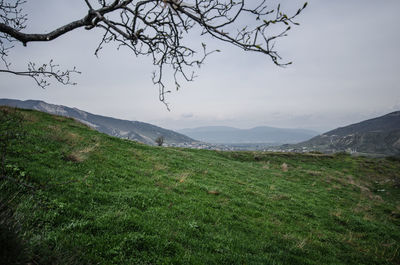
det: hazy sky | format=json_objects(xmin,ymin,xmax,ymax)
[{"xmin": 1, "ymin": 0, "xmax": 400, "ymax": 132}]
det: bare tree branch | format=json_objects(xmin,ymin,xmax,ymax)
[
  {"xmin": 0, "ymin": 60, "xmax": 81, "ymax": 88},
  {"xmin": 0, "ymin": 0, "xmax": 307, "ymax": 106}
]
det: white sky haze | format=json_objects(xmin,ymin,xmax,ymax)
[{"xmin": 1, "ymin": 0, "xmax": 400, "ymax": 132}]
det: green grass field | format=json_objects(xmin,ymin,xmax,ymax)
[{"xmin": 1, "ymin": 107, "xmax": 399, "ymax": 264}]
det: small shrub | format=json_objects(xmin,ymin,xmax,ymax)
[{"xmin": 155, "ymin": 136, "xmax": 164, "ymax": 146}]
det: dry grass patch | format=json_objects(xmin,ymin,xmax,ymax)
[
  {"xmin": 21, "ymin": 112, "xmax": 38, "ymax": 122},
  {"xmin": 47, "ymin": 125, "xmax": 83, "ymax": 144},
  {"xmin": 352, "ymin": 201, "xmax": 372, "ymax": 214},
  {"xmin": 282, "ymin": 233, "xmax": 309, "ymax": 250},
  {"xmin": 66, "ymin": 132, "xmax": 82, "ymax": 143},
  {"xmin": 47, "ymin": 124, "xmax": 61, "ymax": 132},
  {"xmin": 281, "ymin": 163, "xmax": 288, "ymax": 172},
  {"xmin": 342, "ymin": 231, "xmax": 365, "ymax": 245},
  {"xmin": 65, "ymin": 143, "xmax": 99, "ymax": 163},
  {"xmin": 296, "ymin": 238, "xmax": 308, "ymax": 250},
  {"xmin": 79, "ymin": 144, "xmax": 98, "ymax": 154},
  {"xmin": 363, "ymin": 214, "xmax": 376, "ymax": 221},
  {"xmin": 262, "ymin": 161, "xmax": 271, "ymax": 169},
  {"xmin": 153, "ymin": 162, "xmax": 168, "ymax": 171},
  {"xmin": 235, "ymin": 180, "xmax": 247, "ymax": 185},
  {"xmin": 64, "ymin": 152, "xmax": 85, "ymax": 163},
  {"xmin": 53, "ymin": 116, "xmax": 69, "ymax": 122},
  {"xmin": 176, "ymin": 172, "xmax": 190, "ymax": 183},
  {"xmin": 311, "ymin": 181, "xmax": 317, "ymax": 186},
  {"xmin": 47, "ymin": 125, "xmax": 66, "ymax": 142},
  {"xmin": 330, "ymin": 209, "xmax": 342, "ymax": 218},
  {"xmin": 326, "ymin": 174, "xmax": 375, "ymax": 199},
  {"xmin": 283, "ymin": 233, "xmax": 296, "ymax": 241}
]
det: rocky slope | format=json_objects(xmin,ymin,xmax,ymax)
[{"xmin": 295, "ymin": 111, "xmax": 400, "ymax": 156}]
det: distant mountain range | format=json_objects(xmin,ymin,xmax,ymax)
[
  {"xmin": 289, "ymin": 111, "xmax": 400, "ymax": 156},
  {"xmin": 178, "ymin": 126, "xmax": 319, "ymax": 144},
  {"xmin": 4, "ymin": 98, "xmax": 397, "ymax": 156},
  {"xmin": 0, "ymin": 99, "xmax": 196, "ymax": 146}
]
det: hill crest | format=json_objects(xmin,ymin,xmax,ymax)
[{"xmin": 0, "ymin": 98, "xmax": 196, "ymax": 146}]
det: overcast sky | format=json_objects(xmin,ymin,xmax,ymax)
[{"xmin": 1, "ymin": 0, "xmax": 400, "ymax": 132}]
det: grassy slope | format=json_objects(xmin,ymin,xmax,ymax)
[{"xmin": 1, "ymin": 108, "xmax": 400, "ymax": 265}]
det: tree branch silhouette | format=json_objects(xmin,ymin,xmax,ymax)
[{"xmin": 0, "ymin": 0, "xmax": 307, "ymax": 106}]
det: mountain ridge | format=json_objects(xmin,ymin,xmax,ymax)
[
  {"xmin": 0, "ymin": 98, "xmax": 196, "ymax": 146},
  {"xmin": 178, "ymin": 125, "xmax": 319, "ymax": 144},
  {"xmin": 289, "ymin": 111, "xmax": 400, "ymax": 156},
  {"xmin": 324, "ymin": 111, "xmax": 400, "ymax": 136}
]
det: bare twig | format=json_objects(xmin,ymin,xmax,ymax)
[
  {"xmin": 0, "ymin": 60, "xmax": 81, "ymax": 88},
  {"xmin": 0, "ymin": 0, "xmax": 307, "ymax": 105}
]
